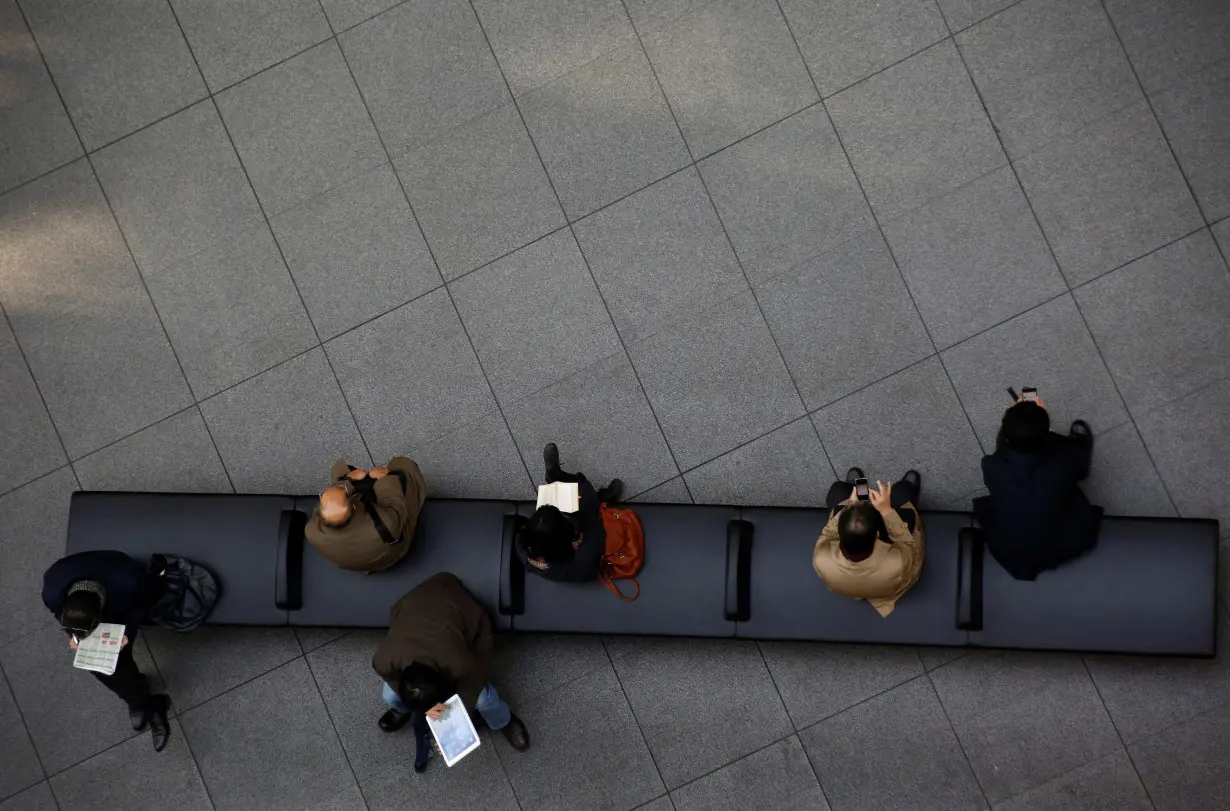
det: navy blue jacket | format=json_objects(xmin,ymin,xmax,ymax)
[
  {"xmin": 42, "ymin": 550, "xmax": 152, "ymax": 638},
  {"xmin": 516, "ymin": 475, "xmax": 606, "ymax": 582}
]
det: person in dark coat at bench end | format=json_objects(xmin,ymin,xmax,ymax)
[
  {"xmin": 975, "ymin": 398, "xmax": 1102, "ymax": 581},
  {"xmin": 515, "ymin": 443, "xmax": 622, "ymax": 582},
  {"xmin": 42, "ymin": 550, "xmax": 171, "ymax": 751},
  {"xmin": 372, "ymin": 573, "xmax": 529, "ymax": 771}
]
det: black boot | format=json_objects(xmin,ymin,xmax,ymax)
[
  {"xmin": 379, "ymin": 707, "xmax": 411, "ymax": 732},
  {"xmin": 148, "ymin": 695, "xmax": 170, "ymax": 752},
  {"xmin": 596, "ymin": 478, "xmax": 624, "ymax": 504},
  {"xmin": 543, "ymin": 443, "xmax": 561, "ymax": 481},
  {"xmin": 501, "ymin": 712, "xmax": 530, "ymax": 752}
]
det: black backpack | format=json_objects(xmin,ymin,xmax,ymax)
[{"xmin": 148, "ymin": 554, "xmax": 221, "ymax": 632}]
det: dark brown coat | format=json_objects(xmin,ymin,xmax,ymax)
[
  {"xmin": 371, "ymin": 573, "xmax": 495, "ymax": 712},
  {"xmin": 306, "ymin": 457, "xmax": 427, "ymax": 572}
]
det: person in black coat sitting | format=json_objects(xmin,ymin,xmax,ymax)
[
  {"xmin": 516, "ymin": 443, "xmax": 622, "ymax": 582},
  {"xmin": 974, "ymin": 397, "xmax": 1103, "ymax": 581},
  {"xmin": 42, "ymin": 550, "xmax": 171, "ymax": 751}
]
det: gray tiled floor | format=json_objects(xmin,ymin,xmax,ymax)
[{"xmin": 1, "ymin": 1, "xmax": 1228, "ymax": 809}]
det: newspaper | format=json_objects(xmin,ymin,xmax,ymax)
[
  {"xmin": 72, "ymin": 623, "xmax": 126, "ymax": 676},
  {"xmin": 536, "ymin": 481, "xmax": 579, "ymax": 513},
  {"xmin": 426, "ymin": 694, "xmax": 481, "ymax": 767}
]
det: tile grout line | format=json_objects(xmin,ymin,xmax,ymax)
[
  {"xmin": 0, "ymin": 659, "xmax": 53, "ymax": 803},
  {"xmin": 921, "ymin": 669, "xmax": 994, "ymax": 807},
  {"xmin": 301, "ymin": 653, "xmax": 368, "ymax": 808},
  {"xmin": 597, "ymin": 638, "xmax": 673, "ymax": 797},
  {"xmin": 1078, "ymin": 656, "xmax": 1160, "ymax": 810},
  {"xmin": 752, "ymin": 640, "xmax": 835, "ymax": 807}
]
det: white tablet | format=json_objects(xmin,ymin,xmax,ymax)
[{"xmin": 426, "ymin": 694, "xmax": 481, "ymax": 767}]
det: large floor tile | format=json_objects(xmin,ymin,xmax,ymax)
[
  {"xmin": 781, "ymin": 0, "xmax": 948, "ymax": 97},
  {"xmin": 361, "ymin": 728, "xmax": 519, "ymax": 811},
  {"xmin": 318, "ymin": 0, "xmax": 400, "ymax": 32},
  {"xmin": 937, "ymin": 0, "xmax": 1020, "ymax": 31},
  {"xmin": 1104, "ymin": 0, "xmax": 1230, "ymax": 93},
  {"xmin": 48, "ymin": 719, "xmax": 210, "ymax": 811},
  {"xmin": 146, "ymin": 223, "xmax": 317, "ymax": 398},
  {"xmin": 1137, "ymin": 376, "xmax": 1230, "ymax": 530},
  {"xmin": 671, "ymin": 735, "xmax": 829, "ymax": 811},
  {"xmin": 929, "ymin": 650, "xmax": 1120, "ymax": 803},
  {"xmin": 0, "ymin": 627, "xmax": 163, "ymax": 775},
  {"xmin": 612, "ymin": 638, "xmax": 793, "ymax": 788},
  {"xmin": 884, "ymin": 166, "xmax": 1067, "ymax": 349},
  {"xmin": 216, "ymin": 41, "xmax": 385, "ymax": 216},
  {"xmin": 170, "ymin": 0, "xmax": 331, "ymax": 92},
  {"xmin": 635, "ymin": 797, "xmax": 675, "ymax": 811},
  {"xmin": 504, "ymin": 352, "xmax": 679, "ymax": 496},
  {"xmin": 759, "ymin": 641, "xmax": 923, "ymax": 730},
  {"xmin": 0, "ymin": 0, "xmax": 80, "ymax": 194},
  {"xmin": 492, "ymin": 633, "xmax": 610, "ymax": 707},
  {"xmin": 0, "ymin": 316, "xmax": 65, "ymax": 492},
  {"xmin": 408, "ymin": 409, "xmax": 533, "ymax": 500},
  {"xmin": 643, "ymin": 0, "xmax": 818, "ymax": 157},
  {"xmin": 181, "ymin": 658, "xmax": 354, "ymax": 811},
  {"xmin": 1078, "ymin": 422, "xmax": 1176, "ymax": 517},
  {"xmin": 473, "ymin": 0, "xmax": 636, "ymax": 96},
  {"xmin": 941, "ymin": 295, "xmax": 1129, "ymax": 448},
  {"xmin": 956, "ymin": 0, "xmax": 1141, "ymax": 159},
  {"xmin": 327, "ymin": 289, "xmax": 498, "ymax": 458},
  {"xmin": 1015, "ymin": 101, "xmax": 1202, "ymax": 286},
  {"xmin": 520, "ymin": 44, "xmax": 690, "ymax": 220},
  {"xmin": 305, "ymin": 785, "xmax": 367, "ymax": 811},
  {"xmin": 632, "ymin": 476, "xmax": 693, "ymax": 504},
  {"xmin": 295, "ymin": 628, "xmax": 351, "ymax": 654},
  {"xmin": 91, "ymin": 101, "xmax": 263, "ymax": 274},
  {"xmin": 0, "ymin": 161, "xmax": 193, "ymax": 457},
  {"xmin": 826, "ymin": 40, "xmax": 1005, "ymax": 222},
  {"xmin": 801, "ymin": 677, "xmax": 985, "ymax": 811},
  {"xmin": 146, "ymin": 627, "xmax": 302, "ymax": 712},
  {"xmin": 810, "ymin": 357, "xmax": 985, "ymax": 508},
  {"xmin": 996, "ymin": 747, "xmax": 1151, "ymax": 811},
  {"xmin": 338, "ymin": 0, "xmax": 510, "ymax": 155},
  {"xmin": 305, "ymin": 630, "xmax": 413, "ymax": 781},
  {"xmin": 623, "ymin": 0, "xmax": 707, "ymax": 32},
  {"xmin": 1075, "ymin": 230, "xmax": 1230, "ymax": 418},
  {"xmin": 495, "ymin": 664, "xmax": 664, "ymax": 810},
  {"xmin": 757, "ymin": 231, "xmax": 932, "ymax": 411},
  {"xmin": 682, "ymin": 418, "xmax": 833, "ymax": 507},
  {"xmin": 1129, "ymin": 704, "xmax": 1230, "ymax": 811},
  {"xmin": 21, "ymin": 0, "xmax": 205, "ymax": 151},
  {"xmin": 1215, "ymin": 217, "xmax": 1230, "ymax": 256},
  {"xmin": 1153, "ymin": 60, "xmax": 1230, "ymax": 223},
  {"xmin": 0, "ymin": 469, "xmax": 76, "ymax": 630},
  {"xmin": 0, "ymin": 666, "xmax": 43, "ymax": 801},
  {"xmin": 199, "ymin": 349, "xmax": 371, "ymax": 494},
  {"xmin": 628, "ymin": 291, "xmax": 803, "ymax": 470},
  {"xmin": 394, "ymin": 104, "xmax": 564, "ymax": 280},
  {"xmin": 272, "ymin": 163, "xmax": 440, "ymax": 340},
  {"xmin": 73, "ymin": 407, "xmax": 231, "ymax": 494},
  {"xmin": 449, "ymin": 230, "xmax": 619, "ymax": 404},
  {"xmin": 699, "ymin": 105, "xmax": 873, "ymax": 284},
  {"xmin": 574, "ymin": 168, "xmax": 747, "ymax": 341},
  {"xmin": 0, "ymin": 783, "xmax": 56, "ymax": 811}
]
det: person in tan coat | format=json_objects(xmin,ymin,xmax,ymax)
[
  {"xmin": 372, "ymin": 573, "xmax": 529, "ymax": 772},
  {"xmin": 306, "ymin": 457, "xmax": 426, "ymax": 572},
  {"xmin": 813, "ymin": 468, "xmax": 925, "ymax": 617}
]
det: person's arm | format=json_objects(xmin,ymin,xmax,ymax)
[
  {"xmin": 371, "ymin": 474, "xmax": 409, "ymax": 537},
  {"xmin": 870, "ymin": 482, "xmax": 922, "ymax": 574},
  {"xmin": 812, "ymin": 510, "xmax": 841, "ymax": 579}
]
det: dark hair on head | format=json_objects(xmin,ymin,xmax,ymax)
[
  {"xmin": 60, "ymin": 590, "xmax": 102, "ymax": 634},
  {"xmin": 837, "ymin": 503, "xmax": 884, "ymax": 559},
  {"xmin": 398, "ymin": 662, "xmax": 455, "ymax": 713},
  {"xmin": 1000, "ymin": 401, "xmax": 1050, "ymax": 453},
  {"xmin": 521, "ymin": 505, "xmax": 577, "ymax": 564}
]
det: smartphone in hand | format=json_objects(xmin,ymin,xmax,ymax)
[
  {"xmin": 855, "ymin": 478, "xmax": 870, "ymax": 501},
  {"xmin": 1022, "ymin": 387, "xmax": 1039, "ymax": 403}
]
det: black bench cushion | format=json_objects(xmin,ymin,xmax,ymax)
[
  {"xmin": 736, "ymin": 507, "xmax": 970, "ymax": 646},
  {"xmin": 287, "ymin": 498, "xmax": 516, "ymax": 629},
  {"xmin": 65, "ymin": 491, "xmax": 293, "ymax": 626},
  {"xmin": 971, "ymin": 516, "xmax": 1219, "ymax": 656},
  {"xmin": 513, "ymin": 503, "xmax": 739, "ymax": 636}
]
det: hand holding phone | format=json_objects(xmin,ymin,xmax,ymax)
[
  {"xmin": 855, "ymin": 478, "xmax": 870, "ymax": 501},
  {"xmin": 1022, "ymin": 387, "xmax": 1038, "ymax": 402}
]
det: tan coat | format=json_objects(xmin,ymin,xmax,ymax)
[
  {"xmin": 813, "ymin": 503, "xmax": 925, "ymax": 617},
  {"xmin": 372, "ymin": 573, "xmax": 495, "ymax": 712},
  {"xmin": 305, "ymin": 457, "xmax": 427, "ymax": 573}
]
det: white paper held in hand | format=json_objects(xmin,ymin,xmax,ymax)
[
  {"xmin": 537, "ymin": 481, "xmax": 579, "ymax": 512},
  {"xmin": 427, "ymin": 694, "xmax": 482, "ymax": 767},
  {"xmin": 72, "ymin": 623, "xmax": 126, "ymax": 675}
]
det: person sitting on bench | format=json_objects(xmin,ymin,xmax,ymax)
[
  {"xmin": 373, "ymin": 572, "xmax": 529, "ymax": 771},
  {"xmin": 813, "ymin": 468, "xmax": 924, "ymax": 617},
  {"xmin": 306, "ymin": 457, "xmax": 426, "ymax": 572},
  {"xmin": 975, "ymin": 398, "xmax": 1102, "ymax": 581},
  {"xmin": 43, "ymin": 550, "xmax": 171, "ymax": 751},
  {"xmin": 515, "ymin": 442, "xmax": 622, "ymax": 582}
]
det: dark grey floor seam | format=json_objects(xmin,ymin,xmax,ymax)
[
  {"xmin": 0, "ymin": 659, "xmax": 52, "ymax": 802},
  {"xmin": 597, "ymin": 638, "xmax": 673, "ymax": 797},
  {"xmin": 922, "ymin": 669, "xmax": 993, "ymax": 808},
  {"xmin": 301, "ymin": 654, "xmax": 369, "ymax": 810},
  {"xmin": 1078, "ymin": 656, "xmax": 1160, "ymax": 811}
]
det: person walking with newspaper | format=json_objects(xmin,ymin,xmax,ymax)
[{"xmin": 42, "ymin": 550, "xmax": 171, "ymax": 751}]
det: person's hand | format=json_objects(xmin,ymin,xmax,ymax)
[
  {"xmin": 346, "ymin": 468, "xmax": 368, "ymax": 480},
  {"xmin": 1017, "ymin": 395, "xmax": 1047, "ymax": 409},
  {"xmin": 69, "ymin": 636, "xmax": 79, "ymax": 650},
  {"xmin": 843, "ymin": 490, "xmax": 860, "ymax": 506},
  {"xmin": 121, "ymin": 635, "xmax": 129, "ymax": 649},
  {"xmin": 369, "ymin": 466, "xmax": 389, "ymax": 479},
  {"xmin": 426, "ymin": 703, "xmax": 447, "ymax": 720},
  {"xmin": 868, "ymin": 480, "xmax": 893, "ymax": 515}
]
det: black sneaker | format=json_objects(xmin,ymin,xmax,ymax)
[
  {"xmin": 543, "ymin": 443, "xmax": 561, "ymax": 480},
  {"xmin": 597, "ymin": 479, "xmax": 624, "ymax": 504},
  {"xmin": 844, "ymin": 467, "xmax": 865, "ymax": 485}
]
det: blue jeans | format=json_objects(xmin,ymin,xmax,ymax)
[{"xmin": 381, "ymin": 680, "xmax": 511, "ymax": 730}]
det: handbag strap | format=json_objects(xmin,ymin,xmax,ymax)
[{"xmin": 599, "ymin": 571, "xmax": 639, "ymax": 602}]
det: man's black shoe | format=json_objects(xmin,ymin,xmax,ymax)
[
  {"xmin": 597, "ymin": 478, "xmax": 624, "ymax": 504},
  {"xmin": 379, "ymin": 708, "xmax": 411, "ymax": 733},
  {"xmin": 543, "ymin": 443, "xmax": 561, "ymax": 480},
  {"xmin": 844, "ymin": 467, "xmax": 865, "ymax": 485},
  {"xmin": 1070, "ymin": 420, "xmax": 1092, "ymax": 438},
  {"xmin": 149, "ymin": 696, "xmax": 170, "ymax": 752},
  {"xmin": 902, "ymin": 469, "xmax": 922, "ymax": 505},
  {"xmin": 502, "ymin": 713, "xmax": 530, "ymax": 751},
  {"xmin": 130, "ymin": 705, "xmax": 150, "ymax": 732}
]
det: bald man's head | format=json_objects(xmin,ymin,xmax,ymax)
[{"xmin": 319, "ymin": 486, "xmax": 354, "ymax": 527}]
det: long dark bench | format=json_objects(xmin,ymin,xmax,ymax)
[{"xmin": 64, "ymin": 491, "xmax": 1220, "ymax": 657}]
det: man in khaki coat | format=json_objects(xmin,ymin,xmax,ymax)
[
  {"xmin": 813, "ymin": 468, "xmax": 925, "ymax": 618},
  {"xmin": 306, "ymin": 456, "xmax": 426, "ymax": 572}
]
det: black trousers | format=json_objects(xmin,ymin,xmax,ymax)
[{"xmin": 91, "ymin": 642, "xmax": 154, "ymax": 713}]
